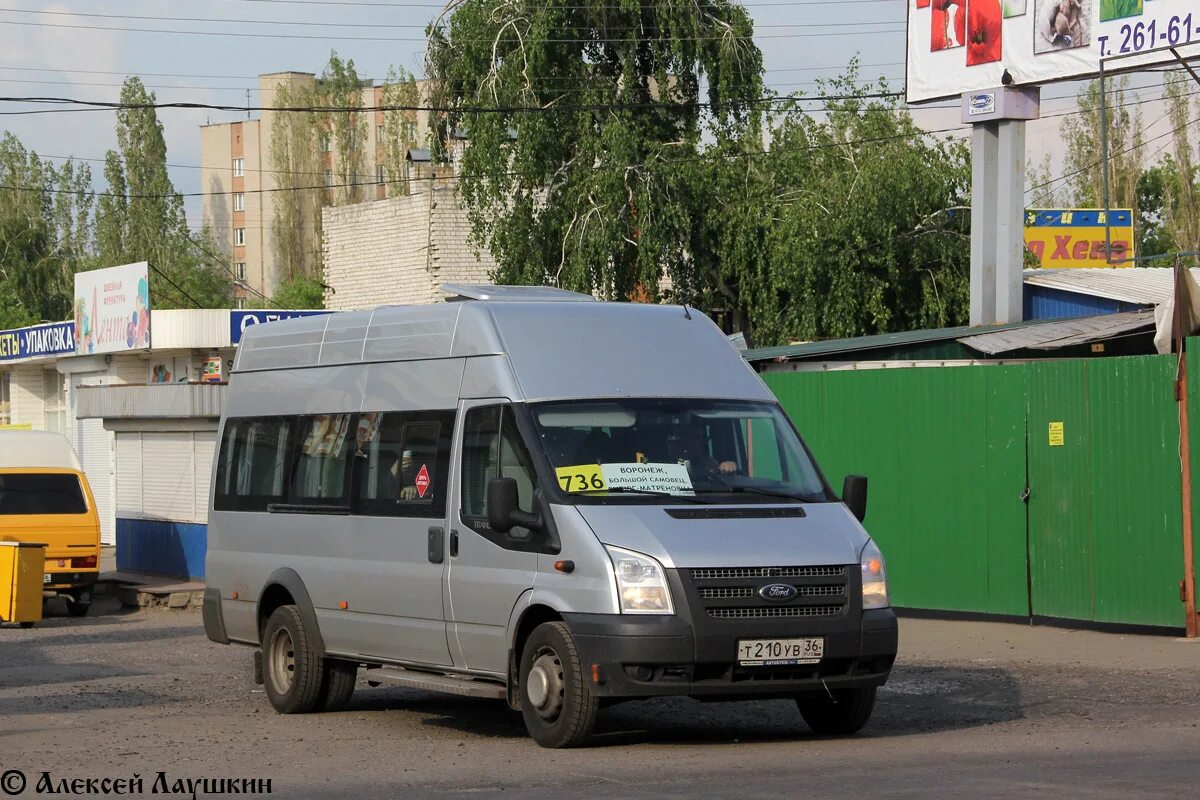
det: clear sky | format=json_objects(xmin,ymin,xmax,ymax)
[{"xmin": 0, "ymin": 1, "xmax": 1175, "ymax": 229}]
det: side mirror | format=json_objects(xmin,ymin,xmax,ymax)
[
  {"xmin": 487, "ymin": 477, "xmax": 540, "ymax": 534},
  {"xmin": 842, "ymin": 475, "xmax": 868, "ymax": 523}
]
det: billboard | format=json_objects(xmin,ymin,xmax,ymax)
[
  {"xmin": 0, "ymin": 321, "xmax": 75, "ymax": 363},
  {"xmin": 1024, "ymin": 208, "xmax": 1135, "ymax": 268},
  {"xmin": 74, "ymin": 262, "xmax": 151, "ymax": 354},
  {"xmin": 907, "ymin": 1, "xmax": 1200, "ymax": 103}
]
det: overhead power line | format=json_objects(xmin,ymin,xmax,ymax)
[
  {"xmin": 0, "ymin": 7, "xmax": 905, "ymax": 31},
  {"xmin": 0, "ymin": 18, "xmax": 904, "ymax": 43}
]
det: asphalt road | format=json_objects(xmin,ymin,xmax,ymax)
[{"xmin": 1, "ymin": 597, "xmax": 1198, "ymax": 799}]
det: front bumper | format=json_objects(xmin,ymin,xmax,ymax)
[{"xmin": 564, "ymin": 607, "xmax": 897, "ymax": 700}]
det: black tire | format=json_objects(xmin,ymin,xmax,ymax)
[
  {"xmin": 320, "ymin": 658, "xmax": 358, "ymax": 711},
  {"xmin": 66, "ymin": 600, "xmax": 91, "ymax": 618},
  {"xmin": 518, "ymin": 621, "xmax": 599, "ymax": 748},
  {"xmin": 261, "ymin": 605, "xmax": 324, "ymax": 714},
  {"xmin": 796, "ymin": 686, "xmax": 877, "ymax": 735}
]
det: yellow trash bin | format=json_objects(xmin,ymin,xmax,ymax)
[{"xmin": 0, "ymin": 541, "xmax": 46, "ymax": 628}]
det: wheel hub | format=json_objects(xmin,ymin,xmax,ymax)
[
  {"xmin": 268, "ymin": 627, "xmax": 296, "ymax": 695},
  {"xmin": 527, "ymin": 650, "xmax": 565, "ymax": 720}
]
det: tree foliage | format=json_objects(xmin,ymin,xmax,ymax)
[
  {"xmin": 0, "ymin": 133, "xmax": 93, "ymax": 328},
  {"xmin": 1, "ymin": 77, "xmax": 229, "ymax": 324},
  {"xmin": 272, "ymin": 275, "xmax": 326, "ymax": 309},
  {"xmin": 427, "ymin": 3, "xmax": 971, "ymax": 344},
  {"xmin": 427, "ymin": 0, "xmax": 765, "ymax": 304}
]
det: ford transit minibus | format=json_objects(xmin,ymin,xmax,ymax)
[{"xmin": 204, "ymin": 285, "xmax": 897, "ymax": 747}]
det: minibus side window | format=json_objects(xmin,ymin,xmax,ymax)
[
  {"xmin": 214, "ymin": 416, "xmax": 290, "ymax": 511},
  {"xmin": 460, "ymin": 405, "xmax": 537, "ymax": 545},
  {"xmin": 353, "ymin": 410, "xmax": 453, "ymax": 518},
  {"xmin": 289, "ymin": 415, "xmax": 354, "ymax": 506}
]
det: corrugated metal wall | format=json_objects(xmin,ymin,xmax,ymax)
[
  {"xmin": 765, "ymin": 366, "xmax": 1030, "ymax": 616},
  {"xmin": 765, "ymin": 351, "xmax": 1191, "ymax": 629}
]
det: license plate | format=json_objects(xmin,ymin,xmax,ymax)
[
  {"xmin": 43, "ymin": 573, "xmax": 52, "ymax": 584},
  {"xmin": 737, "ymin": 637, "xmax": 824, "ymax": 666}
]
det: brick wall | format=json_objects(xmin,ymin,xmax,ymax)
[{"xmin": 322, "ymin": 180, "xmax": 496, "ymax": 310}]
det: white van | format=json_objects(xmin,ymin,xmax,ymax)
[{"xmin": 204, "ymin": 285, "xmax": 896, "ymax": 748}]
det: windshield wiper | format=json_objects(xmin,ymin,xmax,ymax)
[
  {"xmin": 699, "ymin": 486, "xmax": 825, "ymax": 503},
  {"xmin": 573, "ymin": 486, "xmax": 709, "ymax": 504}
]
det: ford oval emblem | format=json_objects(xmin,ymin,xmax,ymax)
[{"xmin": 759, "ymin": 583, "xmax": 798, "ymax": 602}]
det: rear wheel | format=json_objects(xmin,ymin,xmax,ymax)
[
  {"xmin": 796, "ymin": 686, "xmax": 877, "ymax": 735},
  {"xmin": 320, "ymin": 658, "xmax": 358, "ymax": 711},
  {"xmin": 518, "ymin": 621, "xmax": 599, "ymax": 748},
  {"xmin": 262, "ymin": 605, "xmax": 324, "ymax": 714},
  {"xmin": 65, "ymin": 590, "xmax": 92, "ymax": 617}
]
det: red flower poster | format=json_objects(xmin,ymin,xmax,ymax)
[
  {"xmin": 967, "ymin": 0, "xmax": 1003, "ymax": 65},
  {"xmin": 932, "ymin": 0, "xmax": 967, "ymax": 50}
]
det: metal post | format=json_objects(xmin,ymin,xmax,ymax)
[
  {"xmin": 1175, "ymin": 258, "xmax": 1200, "ymax": 638},
  {"xmin": 970, "ymin": 123, "xmax": 999, "ymax": 326},
  {"xmin": 964, "ymin": 88, "xmax": 1039, "ymax": 326},
  {"xmin": 995, "ymin": 120, "xmax": 1027, "ymax": 323}
]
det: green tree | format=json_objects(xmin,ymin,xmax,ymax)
[
  {"xmin": 380, "ymin": 65, "xmax": 421, "ymax": 195},
  {"xmin": 272, "ymin": 276, "xmax": 326, "ymax": 309},
  {"xmin": 98, "ymin": 77, "xmax": 230, "ymax": 308},
  {"xmin": 721, "ymin": 77, "xmax": 972, "ymax": 344},
  {"xmin": 1059, "ymin": 77, "xmax": 1144, "ymax": 211},
  {"xmin": 268, "ymin": 77, "xmax": 324, "ymax": 283},
  {"xmin": 1163, "ymin": 69, "xmax": 1199, "ymax": 255},
  {"xmin": 0, "ymin": 133, "xmax": 93, "ymax": 327},
  {"xmin": 426, "ymin": 0, "xmax": 765, "ymax": 302}
]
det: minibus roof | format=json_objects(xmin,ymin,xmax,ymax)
[
  {"xmin": 0, "ymin": 431, "xmax": 83, "ymax": 471},
  {"xmin": 233, "ymin": 290, "xmax": 773, "ymax": 403}
]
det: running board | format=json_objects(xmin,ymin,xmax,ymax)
[{"xmin": 373, "ymin": 667, "xmax": 506, "ymax": 700}]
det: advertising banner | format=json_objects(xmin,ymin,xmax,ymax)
[
  {"xmin": 74, "ymin": 262, "xmax": 151, "ymax": 354},
  {"xmin": 0, "ymin": 321, "xmax": 76, "ymax": 363},
  {"xmin": 907, "ymin": 1, "xmax": 1200, "ymax": 103},
  {"xmin": 1024, "ymin": 208, "xmax": 1135, "ymax": 268},
  {"xmin": 229, "ymin": 310, "xmax": 331, "ymax": 344}
]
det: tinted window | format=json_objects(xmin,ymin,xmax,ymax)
[
  {"xmin": 354, "ymin": 411, "xmax": 452, "ymax": 517},
  {"xmin": 460, "ymin": 405, "xmax": 537, "ymax": 540},
  {"xmin": 0, "ymin": 473, "xmax": 87, "ymax": 515},
  {"xmin": 290, "ymin": 415, "xmax": 354, "ymax": 506},
  {"xmin": 214, "ymin": 417, "xmax": 291, "ymax": 511}
]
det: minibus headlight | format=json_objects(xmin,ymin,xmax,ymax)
[
  {"xmin": 861, "ymin": 539, "xmax": 889, "ymax": 610},
  {"xmin": 605, "ymin": 545, "xmax": 675, "ymax": 615}
]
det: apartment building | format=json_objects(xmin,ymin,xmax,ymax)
[{"xmin": 200, "ymin": 71, "xmax": 432, "ymax": 303}]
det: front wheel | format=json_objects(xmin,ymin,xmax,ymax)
[
  {"xmin": 796, "ymin": 686, "xmax": 877, "ymax": 735},
  {"xmin": 262, "ymin": 605, "xmax": 324, "ymax": 714},
  {"xmin": 518, "ymin": 621, "xmax": 599, "ymax": 748}
]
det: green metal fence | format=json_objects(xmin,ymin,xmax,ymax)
[{"xmin": 764, "ymin": 351, "xmax": 1194, "ymax": 629}]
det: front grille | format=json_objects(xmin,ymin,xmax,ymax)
[
  {"xmin": 699, "ymin": 584, "xmax": 845, "ymax": 600},
  {"xmin": 707, "ymin": 605, "xmax": 845, "ymax": 619},
  {"xmin": 690, "ymin": 566, "xmax": 846, "ymax": 580},
  {"xmin": 686, "ymin": 565, "xmax": 852, "ymax": 621}
]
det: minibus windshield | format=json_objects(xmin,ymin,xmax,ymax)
[
  {"xmin": 0, "ymin": 473, "xmax": 88, "ymax": 515},
  {"xmin": 529, "ymin": 399, "xmax": 830, "ymax": 503}
]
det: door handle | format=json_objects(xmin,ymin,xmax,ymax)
[
  {"xmin": 427, "ymin": 526, "xmax": 444, "ymax": 564},
  {"xmin": 449, "ymin": 529, "xmax": 459, "ymax": 558}
]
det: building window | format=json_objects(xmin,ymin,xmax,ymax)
[
  {"xmin": 0, "ymin": 371, "xmax": 10, "ymax": 426},
  {"xmin": 43, "ymin": 370, "xmax": 65, "ymax": 433},
  {"xmin": 377, "ymin": 124, "xmax": 384, "ymax": 141},
  {"xmin": 234, "ymin": 228, "xmax": 246, "ymax": 246},
  {"xmin": 320, "ymin": 132, "xmax": 331, "ymax": 152},
  {"xmin": 323, "ymin": 170, "xmax": 333, "ymax": 187},
  {"xmin": 232, "ymin": 158, "xmax": 244, "ymax": 177},
  {"xmin": 376, "ymin": 164, "xmax": 385, "ymax": 184},
  {"xmin": 234, "ymin": 262, "xmax": 246, "ymax": 281},
  {"xmin": 233, "ymin": 296, "xmax": 248, "ymax": 310},
  {"xmin": 233, "ymin": 192, "xmax": 245, "ymax": 212}
]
